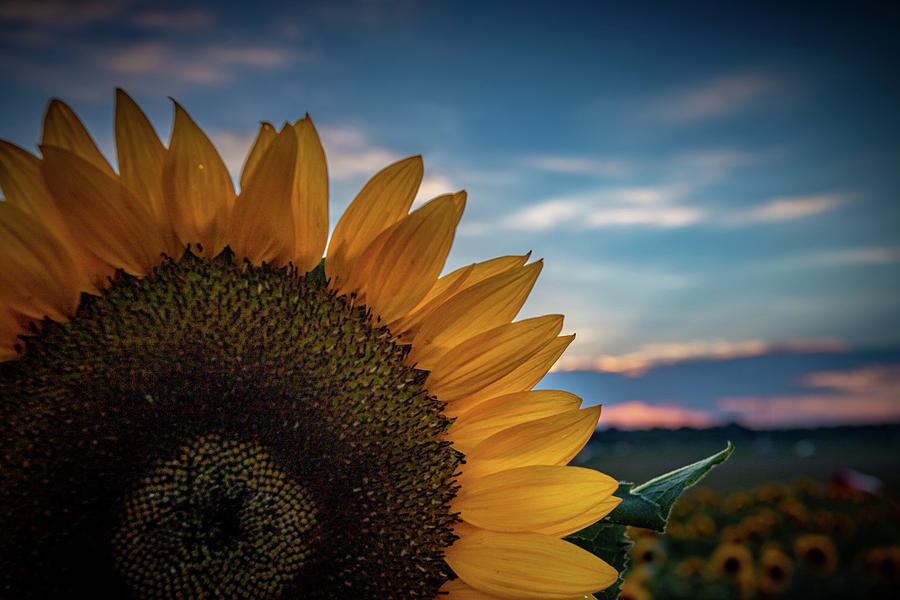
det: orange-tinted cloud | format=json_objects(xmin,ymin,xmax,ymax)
[
  {"xmin": 719, "ymin": 364, "xmax": 900, "ymax": 428},
  {"xmin": 554, "ymin": 338, "xmax": 843, "ymax": 376},
  {"xmin": 597, "ymin": 401, "xmax": 719, "ymax": 430}
]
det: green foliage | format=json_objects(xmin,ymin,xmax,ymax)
[
  {"xmin": 567, "ymin": 442, "xmax": 734, "ymax": 598},
  {"xmin": 306, "ymin": 258, "xmax": 326, "ymax": 284}
]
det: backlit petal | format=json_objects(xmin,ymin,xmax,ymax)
[
  {"xmin": 425, "ymin": 315, "xmax": 562, "ymax": 402},
  {"xmin": 454, "ymin": 465, "xmax": 619, "ymax": 534},
  {"xmin": 41, "ymin": 145, "xmax": 164, "ymax": 276},
  {"xmin": 230, "ymin": 124, "xmax": 298, "ymax": 266},
  {"xmin": 114, "ymin": 89, "xmax": 182, "ymax": 259},
  {"xmin": 0, "ymin": 202, "xmax": 81, "ymax": 321},
  {"xmin": 290, "ymin": 116, "xmax": 328, "ymax": 273},
  {"xmin": 462, "ymin": 406, "xmax": 602, "ymax": 477},
  {"xmin": 448, "ymin": 390, "xmax": 582, "ymax": 453},
  {"xmin": 449, "ymin": 334, "xmax": 574, "ymax": 415},
  {"xmin": 409, "ymin": 262, "xmax": 542, "ymax": 366},
  {"xmin": 327, "ymin": 155, "xmax": 423, "ymax": 289},
  {"xmin": 392, "ymin": 253, "xmax": 532, "ymax": 342},
  {"xmin": 163, "ymin": 101, "xmax": 235, "ymax": 258},
  {"xmin": 360, "ymin": 192, "xmax": 465, "ymax": 323},
  {"xmin": 437, "ymin": 579, "xmax": 598, "ymax": 600},
  {"xmin": 0, "ymin": 140, "xmax": 109, "ymax": 292},
  {"xmin": 239, "ymin": 121, "xmax": 277, "ymax": 190},
  {"xmin": 42, "ymin": 99, "xmax": 115, "ymax": 177},
  {"xmin": 445, "ymin": 525, "xmax": 617, "ymax": 599}
]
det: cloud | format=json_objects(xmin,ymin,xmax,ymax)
[
  {"xmin": 104, "ymin": 40, "xmax": 299, "ymax": 85},
  {"xmin": 0, "ymin": 0, "xmax": 128, "ymax": 28},
  {"xmin": 208, "ymin": 130, "xmax": 258, "ymax": 182},
  {"xmin": 732, "ymin": 193, "xmax": 847, "ymax": 224},
  {"xmin": 413, "ymin": 174, "xmax": 457, "ymax": 208},
  {"xmin": 719, "ymin": 364, "xmax": 900, "ymax": 428},
  {"xmin": 495, "ymin": 184, "xmax": 705, "ymax": 233},
  {"xmin": 651, "ymin": 73, "xmax": 777, "ymax": 123},
  {"xmin": 317, "ymin": 125, "xmax": 402, "ymax": 180},
  {"xmin": 768, "ymin": 246, "xmax": 900, "ymax": 271},
  {"xmin": 131, "ymin": 8, "xmax": 213, "ymax": 29},
  {"xmin": 597, "ymin": 401, "xmax": 719, "ymax": 430},
  {"xmin": 554, "ymin": 338, "xmax": 844, "ymax": 376},
  {"xmin": 526, "ymin": 155, "xmax": 630, "ymax": 177}
]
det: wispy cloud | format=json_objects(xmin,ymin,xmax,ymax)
[
  {"xmin": 526, "ymin": 154, "xmax": 630, "ymax": 177},
  {"xmin": 131, "ymin": 8, "xmax": 213, "ymax": 29},
  {"xmin": 414, "ymin": 174, "xmax": 457, "ymax": 207},
  {"xmin": 490, "ymin": 184, "xmax": 705, "ymax": 233},
  {"xmin": 650, "ymin": 72, "xmax": 778, "ymax": 123},
  {"xmin": 764, "ymin": 246, "xmax": 900, "ymax": 272},
  {"xmin": 208, "ymin": 129, "xmax": 258, "ymax": 182},
  {"xmin": 731, "ymin": 193, "xmax": 847, "ymax": 224},
  {"xmin": 318, "ymin": 125, "xmax": 402, "ymax": 179},
  {"xmin": 104, "ymin": 40, "xmax": 300, "ymax": 85},
  {"xmin": 720, "ymin": 364, "xmax": 900, "ymax": 428},
  {"xmin": 554, "ymin": 338, "xmax": 844, "ymax": 376},
  {"xmin": 597, "ymin": 401, "xmax": 719, "ymax": 430},
  {"xmin": 0, "ymin": 0, "xmax": 128, "ymax": 29}
]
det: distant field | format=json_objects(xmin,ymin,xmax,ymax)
[{"xmin": 576, "ymin": 424, "xmax": 900, "ymax": 491}]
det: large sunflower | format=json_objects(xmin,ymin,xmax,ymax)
[{"xmin": 0, "ymin": 90, "xmax": 620, "ymax": 599}]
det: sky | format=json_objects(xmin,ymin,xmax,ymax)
[{"xmin": 1, "ymin": 0, "xmax": 898, "ymax": 428}]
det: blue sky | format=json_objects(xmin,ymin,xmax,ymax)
[{"xmin": 1, "ymin": 0, "xmax": 898, "ymax": 427}]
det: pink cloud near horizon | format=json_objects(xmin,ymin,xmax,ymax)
[
  {"xmin": 720, "ymin": 364, "xmax": 900, "ymax": 428},
  {"xmin": 597, "ymin": 400, "xmax": 720, "ymax": 430}
]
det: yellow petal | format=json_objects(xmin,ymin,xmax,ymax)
[
  {"xmin": 326, "ymin": 155, "xmax": 423, "ymax": 289},
  {"xmin": 163, "ymin": 101, "xmax": 235, "ymax": 258},
  {"xmin": 0, "ymin": 140, "xmax": 111, "ymax": 293},
  {"xmin": 415, "ymin": 252, "xmax": 531, "ymax": 314},
  {"xmin": 389, "ymin": 253, "xmax": 531, "ymax": 340},
  {"xmin": 409, "ymin": 261, "xmax": 542, "ymax": 366},
  {"xmin": 42, "ymin": 99, "xmax": 115, "ymax": 177},
  {"xmin": 454, "ymin": 465, "xmax": 619, "ymax": 535},
  {"xmin": 0, "ymin": 202, "xmax": 82, "ymax": 321},
  {"xmin": 445, "ymin": 526, "xmax": 617, "ymax": 599},
  {"xmin": 462, "ymin": 406, "xmax": 602, "ymax": 478},
  {"xmin": 386, "ymin": 263, "xmax": 474, "ymax": 339},
  {"xmin": 239, "ymin": 121, "xmax": 277, "ymax": 190},
  {"xmin": 437, "ymin": 579, "xmax": 504, "ymax": 599},
  {"xmin": 448, "ymin": 390, "xmax": 582, "ymax": 454},
  {"xmin": 114, "ymin": 89, "xmax": 183, "ymax": 260},
  {"xmin": 41, "ymin": 145, "xmax": 164, "ymax": 276},
  {"xmin": 0, "ymin": 303, "xmax": 30, "ymax": 361},
  {"xmin": 360, "ymin": 192, "xmax": 465, "ymax": 323},
  {"xmin": 424, "ymin": 315, "xmax": 562, "ymax": 402},
  {"xmin": 290, "ymin": 116, "xmax": 328, "ymax": 273},
  {"xmin": 436, "ymin": 579, "xmax": 598, "ymax": 600},
  {"xmin": 230, "ymin": 124, "xmax": 298, "ymax": 266},
  {"xmin": 449, "ymin": 334, "xmax": 574, "ymax": 415},
  {"xmin": 531, "ymin": 496, "xmax": 622, "ymax": 537}
]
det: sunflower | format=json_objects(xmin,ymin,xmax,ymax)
[
  {"xmin": 710, "ymin": 542, "xmax": 756, "ymax": 596},
  {"xmin": 0, "ymin": 90, "xmax": 621, "ymax": 599},
  {"xmin": 794, "ymin": 534, "xmax": 839, "ymax": 575},
  {"xmin": 758, "ymin": 546, "xmax": 793, "ymax": 596}
]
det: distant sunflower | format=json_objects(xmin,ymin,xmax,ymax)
[
  {"xmin": 0, "ymin": 91, "xmax": 621, "ymax": 599},
  {"xmin": 758, "ymin": 546, "xmax": 793, "ymax": 595},
  {"xmin": 794, "ymin": 534, "xmax": 839, "ymax": 575},
  {"xmin": 710, "ymin": 542, "xmax": 756, "ymax": 596}
]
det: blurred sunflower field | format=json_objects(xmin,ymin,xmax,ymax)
[{"xmin": 619, "ymin": 479, "xmax": 900, "ymax": 599}]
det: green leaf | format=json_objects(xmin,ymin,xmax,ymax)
[
  {"xmin": 306, "ymin": 258, "xmax": 326, "ymax": 285},
  {"xmin": 630, "ymin": 440, "xmax": 734, "ymax": 524},
  {"xmin": 565, "ymin": 521, "xmax": 631, "ymax": 600},
  {"xmin": 566, "ymin": 442, "xmax": 734, "ymax": 598},
  {"xmin": 604, "ymin": 441, "xmax": 734, "ymax": 532}
]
